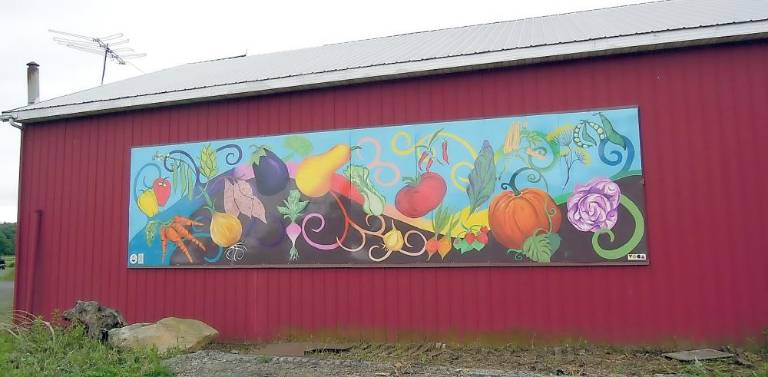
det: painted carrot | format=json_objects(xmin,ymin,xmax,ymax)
[
  {"xmin": 172, "ymin": 216, "xmax": 203, "ymax": 227},
  {"xmin": 164, "ymin": 226, "xmax": 193, "ymax": 263},
  {"xmin": 170, "ymin": 223, "xmax": 206, "ymax": 251}
]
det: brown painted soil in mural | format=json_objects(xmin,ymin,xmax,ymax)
[
  {"xmin": 173, "ymin": 342, "xmax": 768, "ymax": 376},
  {"xmin": 169, "ymin": 174, "xmax": 647, "ymax": 267}
]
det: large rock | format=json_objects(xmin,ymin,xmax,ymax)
[
  {"xmin": 63, "ymin": 300, "xmax": 126, "ymax": 341},
  {"xmin": 108, "ymin": 317, "xmax": 219, "ymax": 353}
]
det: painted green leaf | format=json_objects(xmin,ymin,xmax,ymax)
[
  {"xmin": 345, "ymin": 164, "xmax": 386, "ymax": 216},
  {"xmin": 580, "ymin": 122, "xmax": 597, "ymax": 147},
  {"xmin": 145, "ymin": 222, "xmax": 158, "ymax": 246},
  {"xmin": 466, "ymin": 140, "xmax": 496, "ymax": 214},
  {"xmin": 597, "ymin": 113, "xmax": 627, "ymax": 149},
  {"xmin": 282, "ymin": 135, "xmax": 313, "ymax": 161},
  {"xmin": 250, "ymin": 146, "xmax": 268, "ymax": 165},
  {"xmin": 521, "ymin": 128, "xmax": 541, "ymax": 147},
  {"xmin": 453, "ymin": 238, "xmax": 475, "ymax": 254},
  {"xmin": 200, "ymin": 144, "xmax": 218, "ymax": 179},
  {"xmin": 277, "ymin": 189, "xmax": 308, "ymax": 222},
  {"xmin": 471, "ymin": 240, "xmax": 485, "ymax": 251},
  {"xmin": 521, "ymin": 233, "xmax": 553, "ymax": 263},
  {"xmin": 545, "ymin": 232, "xmax": 561, "ymax": 254}
]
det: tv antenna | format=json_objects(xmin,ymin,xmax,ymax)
[{"xmin": 49, "ymin": 29, "xmax": 147, "ymax": 85}]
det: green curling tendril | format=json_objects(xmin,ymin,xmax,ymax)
[{"xmin": 592, "ymin": 195, "xmax": 645, "ymax": 260}]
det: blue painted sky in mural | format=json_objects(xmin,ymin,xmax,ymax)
[{"xmin": 129, "ymin": 107, "xmax": 641, "ymax": 265}]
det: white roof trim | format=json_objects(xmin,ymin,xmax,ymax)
[{"xmin": 6, "ymin": 20, "xmax": 768, "ymax": 123}]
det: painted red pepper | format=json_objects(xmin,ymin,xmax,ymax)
[
  {"xmin": 425, "ymin": 158, "xmax": 434, "ymax": 172},
  {"xmin": 441, "ymin": 140, "xmax": 449, "ymax": 164},
  {"xmin": 418, "ymin": 151, "xmax": 429, "ymax": 171}
]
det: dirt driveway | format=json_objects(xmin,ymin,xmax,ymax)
[
  {"xmin": 166, "ymin": 351, "xmax": 562, "ymax": 377},
  {"xmin": 166, "ymin": 341, "xmax": 767, "ymax": 377}
]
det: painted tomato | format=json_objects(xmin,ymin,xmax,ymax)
[
  {"xmin": 488, "ymin": 188, "xmax": 561, "ymax": 250},
  {"xmin": 395, "ymin": 172, "xmax": 447, "ymax": 218},
  {"xmin": 152, "ymin": 178, "xmax": 171, "ymax": 206}
]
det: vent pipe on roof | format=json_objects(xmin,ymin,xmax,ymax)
[{"xmin": 27, "ymin": 62, "xmax": 39, "ymax": 105}]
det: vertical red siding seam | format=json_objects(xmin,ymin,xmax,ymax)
[
  {"xmin": 32, "ymin": 125, "xmax": 51, "ymax": 314},
  {"xmin": 116, "ymin": 113, "xmax": 129, "ymax": 319},
  {"xmin": 12, "ymin": 126, "xmax": 27, "ymax": 314}
]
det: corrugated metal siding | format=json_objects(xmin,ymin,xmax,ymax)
[{"xmin": 15, "ymin": 41, "xmax": 768, "ymax": 344}]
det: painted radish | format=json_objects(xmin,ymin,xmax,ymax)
[{"xmin": 277, "ymin": 189, "xmax": 309, "ymax": 261}]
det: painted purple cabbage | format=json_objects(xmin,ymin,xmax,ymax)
[{"xmin": 567, "ymin": 177, "xmax": 621, "ymax": 232}]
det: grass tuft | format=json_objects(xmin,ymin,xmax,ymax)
[
  {"xmin": 0, "ymin": 268, "xmax": 15, "ymax": 281},
  {"xmin": 0, "ymin": 313, "xmax": 172, "ymax": 377}
]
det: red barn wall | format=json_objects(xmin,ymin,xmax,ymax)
[{"xmin": 14, "ymin": 41, "xmax": 768, "ymax": 344}]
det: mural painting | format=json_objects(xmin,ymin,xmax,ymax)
[{"xmin": 128, "ymin": 107, "xmax": 647, "ymax": 267}]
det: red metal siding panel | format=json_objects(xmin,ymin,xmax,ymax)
[{"xmin": 14, "ymin": 41, "xmax": 768, "ymax": 344}]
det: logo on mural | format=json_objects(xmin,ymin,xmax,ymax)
[{"xmin": 128, "ymin": 107, "xmax": 647, "ymax": 267}]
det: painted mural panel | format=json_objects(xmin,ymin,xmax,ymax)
[{"xmin": 128, "ymin": 107, "xmax": 647, "ymax": 268}]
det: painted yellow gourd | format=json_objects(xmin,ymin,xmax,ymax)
[
  {"xmin": 210, "ymin": 212, "xmax": 242, "ymax": 248},
  {"xmin": 383, "ymin": 221, "xmax": 404, "ymax": 252},
  {"xmin": 295, "ymin": 144, "xmax": 352, "ymax": 197}
]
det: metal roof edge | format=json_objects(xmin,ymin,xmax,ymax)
[{"xmin": 6, "ymin": 20, "xmax": 768, "ymax": 124}]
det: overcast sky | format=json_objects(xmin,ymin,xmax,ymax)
[{"xmin": 0, "ymin": 0, "xmax": 647, "ymax": 222}]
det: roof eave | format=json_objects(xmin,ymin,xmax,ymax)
[{"xmin": 5, "ymin": 20, "xmax": 768, "ymax": 124}]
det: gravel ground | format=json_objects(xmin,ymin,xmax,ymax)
[{"xmin": 166, "ymin": 350, "xmax": 586, "ymax": 377}]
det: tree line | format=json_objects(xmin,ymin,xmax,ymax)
[{"xmin": 0, "ymin": 223, "xmax": 15, "ymax": 255}]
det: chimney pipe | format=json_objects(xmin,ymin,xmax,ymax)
[{"xmin": 27, "ymin": 62, "xmax": 39, "ymax": 105}]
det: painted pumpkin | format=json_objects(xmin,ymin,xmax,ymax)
[{"xmin": 488, "ymin": 188, "xmax": 562, "ymax": 250}]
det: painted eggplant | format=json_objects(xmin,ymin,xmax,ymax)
[{"xmin": 251, "ymin": 147, "xmax": 290, "ymax": 196}]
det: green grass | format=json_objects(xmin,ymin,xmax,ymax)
[
  {"xmin": 1, "ymin": 256, "xmax": 15, "ymax": 281},
  {"xmin": 676, "ymin": 359, "xmax": 768, "ymax": 377},
  {"xmin": 1, "ymin": 268, "xmax": 15, "ymax": 281},
  {"xmin": 0, "ymin": 318, "xmax": 173, "ymax": 376},
  {"xmin": 0, "ymin": 269, "xmax": 12, "ymax": 322}
]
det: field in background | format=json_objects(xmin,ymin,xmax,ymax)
[{"xmin": 0, "ymin": 256, "xmax": 15, "ymax": 321}]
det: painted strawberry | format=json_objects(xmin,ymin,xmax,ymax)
[
  {"xmin": 476, "ymin": 231, "xmax": 489, "ymax": 245},
  {"xmin": 152, "ymin": 177, "xmax": 171, "ymax": 207}
]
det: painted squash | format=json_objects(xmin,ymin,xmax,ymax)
[{"xmin": 488, "ymin": 188, "xmax": 562, "ymax": 250}]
